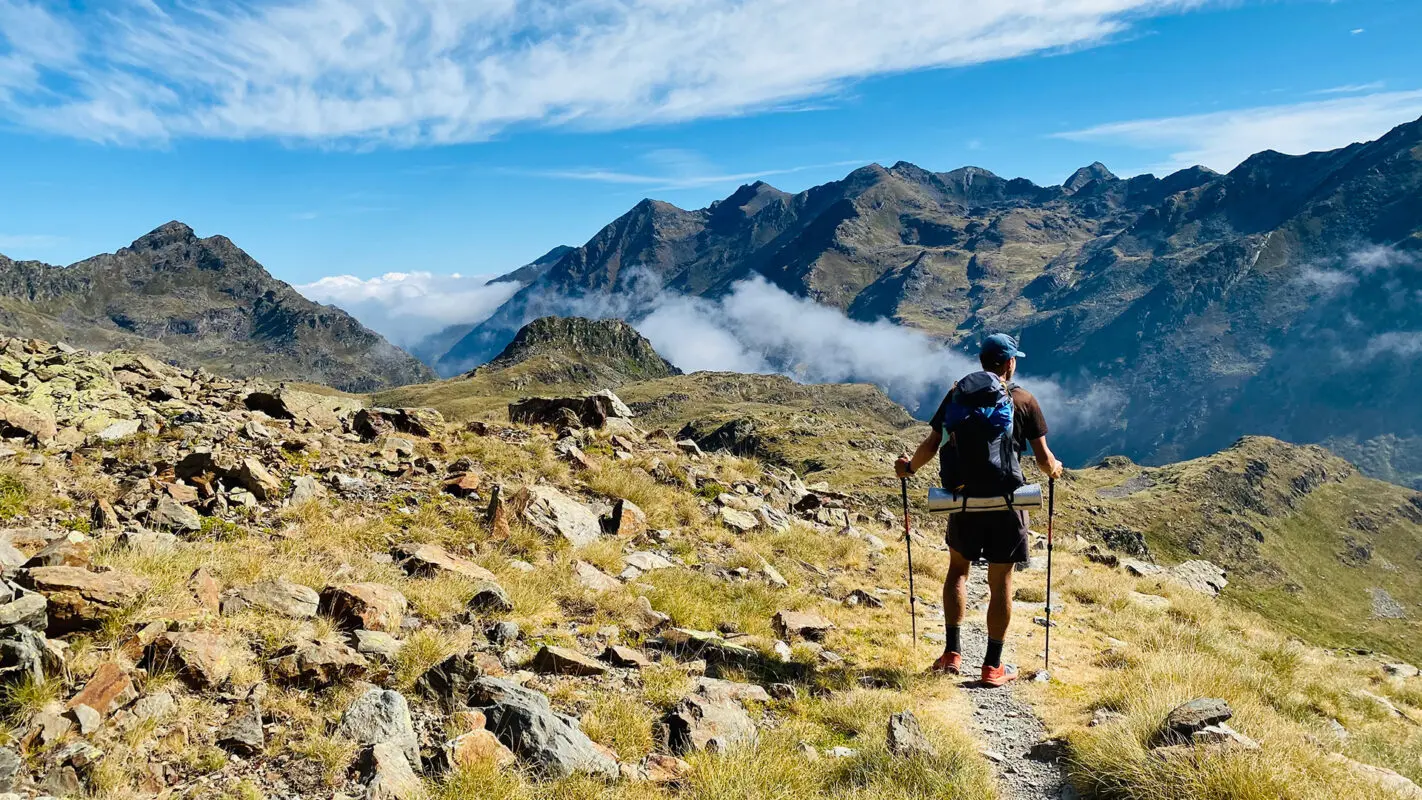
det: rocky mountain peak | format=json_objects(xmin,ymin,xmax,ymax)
[
  {"xmin": 1063, "ymin": 162, "xmax": 1118, "ymax": 193},
  {"xmin": 483, "ymin": 316, "xmax": 681, "ymax": 381},
  {"xmin": 127, "ymin": 220, "xmax": 198, "ymax": 252},
  {"xmin": 0, "ymin": 224, "xmax": 434, "ymax": 391}
]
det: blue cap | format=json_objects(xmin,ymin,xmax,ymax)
[{"xmin": 981, "ymin": 333, "xmax": 1025, "ymax": 364}]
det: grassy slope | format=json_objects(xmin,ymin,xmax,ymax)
[
  {"xmin": 1064, "ymin": 437, "xmax": 1422, "ymax": 658},
  {"xmin": 379, "ymin": 367, "xmax": 923, "ymax": 501},
  {"xmin": 0, "ymin": 396, "xmax": 1416, "ymax": 797}
]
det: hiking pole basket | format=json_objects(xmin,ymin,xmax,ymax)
[
  {"xmin": 900, "ymin": 477, "xmax": 918, "ymax": 652},
  {"xmin": 1044, "ymin": 476, "xmax": 1056, "ymax": 673}
]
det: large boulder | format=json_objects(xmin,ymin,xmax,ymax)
[
  {"xmin": 356, "ymin": 741, "xmax": 422, "ymax": 800},
  {"xmin": 607, "ymin": 498, "xmax": 648, "ymax": 538},
  {"xmin": 224, "ymin": 580, "xmax": 320, "ymax": 619},
  {"xmin": 522, "ymin": 487, "xmax": 603, "ymax": 547},
  {"xmin": 1167, "ymin": 561, "xmax": 1228, "ymax": 596},
  {"xmin": 468, "ymin": 677, "xmax": 619, "ymax": 779},
  {"xmin": 1155, "ymin": 698, "xmax": 1234, "ymax": 746},
  {"xmin": 268, "ymin": 638, "xmax": 369, "ymax": 689},
  {"xmin": 320, "ymin": 583, "xmax": 408, "ymax": 633},
  {"xmin": 0, "ymin": 580, "xmax": 48, "ymax": 630},
  {"xmin": 508, "ymin": 390, "xmax": 632, "ymax": 430},
  {"xmin": 337, "ymin": 689, "xmax": 419, "ymax": 768},
  {"xmin": 216, "ymin": 688, "xmax": 265, "ymax": 757},
  {"xmin": 0, "ymin": 627, "xmax": 61, "ymax": 687},
  {"xmin": 18, "ymin": 566, "xmax": 149, "ymax": 634},
  {"xmin": 415, "ymin": 653, "xmax": 487, "ymax": 710},
  {"xmin": 530, "ymin": 645, "xmax": 607, "ymax": 677},
  {"xmin": 67, "ymin": 662, "xmax": 137, "ymax": 718},
  {"xmin": 0, "ymin": 400, "xmax": 56, "ymax": 443},
  {"xmin": 393, "ymin": 543, "xmax": 498, "ymax": 582},
  {"xmin": 150, "ymin": 496, "xmax": 202, "ymax": 533},
  {"xmin": 243, "ymin": 387, "xmax": 358, "ymax": 429},
  {"xmin": 886, "ymin": 711, "xmax": 936, "ymax": 758},
  {"xmin": 772, "ymin": 610, "xmax": 836, "ymax": 642},
  {"xmin": 354, "ymin": 407, "xmax": 444, "ymax": 440},
  {"xmin": 145, "ymin": 632, "xmax": 238, "ymax": 691},
  {"xmin": 665, "ymin": 693, "xmax": 757, "ymax": 754}
]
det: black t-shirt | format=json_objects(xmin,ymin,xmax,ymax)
[{"xmin": 929, "ymin": 382, "xmax": 1049, "ymax": 456}]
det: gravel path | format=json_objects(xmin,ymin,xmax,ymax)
[{"xmin": 922, "ymin": 565, "xmax": 1071, "ymax": 800}]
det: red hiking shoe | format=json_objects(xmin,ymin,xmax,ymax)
[
  {"xmin": 980, "ymin": 663, "xmax": 1019, "ymax": 687},
  {"xmin": 931, "ymin": 651, "xmax": 963, "ymax": 675}
]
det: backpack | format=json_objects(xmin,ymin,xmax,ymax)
[{"xmin": 938, "ymin": 371, "xmax": 1025, "ymax": 498}]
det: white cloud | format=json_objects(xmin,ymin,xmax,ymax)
[
  {"xmin": 517, "ymin": 158, "xmax": 858, "ymax": 191},
  {"xmin": 512, "ymin": 271, "xmax": 1122, "ymax": 428},
  {"xmin": 1054, "ymin": 90, "xmax": 1422, "ymax": 174},
  {"xmin": 636, "ymin": 277, "xmax": 1126, "ymax": 429},
  {"xmin": 1367, "ymin": 332, "xmax": 1422, "ymax": 359},
  {"xmin": 1310, "ymin": 81, "xmax": 1385, "ymax": 95},
  {"xmin": 1347, "ymin": 244, "xmax": 1416, "ymax": 272},
  {"xmin": 297, "ymin": 271, "xmax": 521, "ymax": 347},
  {"xmin": 0, "ymin": 0, "xmax": 1204, "ymax": 145},
  {"xmin": 1295, "ymin": 266, "xmax": 1358, "ymax": 296}
]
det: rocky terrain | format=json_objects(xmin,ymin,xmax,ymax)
[
  {"xmin": 0, "ymin": 222, "xmax": 433, "ymax": 393},
  {"xmin": 0, "ymin": 332, "xmax": 1414, "ymax": 799},
  {"xmin": 424, "ymin": 117, "xmax": 1422, "ymax": 487}
]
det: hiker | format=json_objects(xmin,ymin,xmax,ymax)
[{"xmin": 895, "ymin": 333, "xmax": 1063, "ymax": 687}]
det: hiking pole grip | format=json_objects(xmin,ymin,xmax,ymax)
[
  {"xmin": 1045, "ymin": 476, "xmax": 1055, "ymax": 673},
  {"xmin": 901, "ymin": 477, "xmax": 918, "ymax": 651}
]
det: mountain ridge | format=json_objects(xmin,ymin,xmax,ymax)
[
  {"xmin": 426, "ymin": 116, "xmax": 1422, "ymax": 484},
  {"xmin": 0, "ymin": 221, "xmax": 434, "ymax": 392}
]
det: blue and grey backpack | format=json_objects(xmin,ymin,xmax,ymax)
[{"xmin": 938, "ymin": 371, "xmax": 1026, "ymax": 498}]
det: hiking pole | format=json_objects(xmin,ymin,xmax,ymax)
[
  {"xmin": 900, "ymin": 477, "xmax": 918, "ymax": 652},
  {"xmin": 1044, "ymin": 476, "xmax": 1056, "ymax": 673}
]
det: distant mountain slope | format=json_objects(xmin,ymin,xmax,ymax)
[
  {"xmin": 1075, "ymin": 436, "xmax": 1422, "ymax": 657},
  {"xmin": 0, "ymin": 222, "xmax": 433, "ymax": 392},
  {"xmin": 432, "ymin": 116, "xmax": 1422, "ymax": 482}
]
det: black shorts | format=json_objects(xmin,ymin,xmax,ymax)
[{"xmin": 947, "ymin": 510, "xmax": 1030, "ymax": 564}]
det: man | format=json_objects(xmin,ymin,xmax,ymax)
[{"xmin": 895, "ymin": 333, "xmax": 1063, "ymax": 687}]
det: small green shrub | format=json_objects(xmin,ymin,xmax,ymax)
[{"xmin": 0, "ymin": 474, "xmax": 27, "ymax": 520}]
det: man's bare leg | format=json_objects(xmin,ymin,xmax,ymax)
[
  {"xmin": 945, "ymin": 549, "xmax": 971, "ymax": 630},
  {"xmin": 931, "ymin": 549, "xmax": 972, "ymax": 673},
  {"xmin": 984, "ymin": 562, "xmax": 1014, "ymax": 668}
]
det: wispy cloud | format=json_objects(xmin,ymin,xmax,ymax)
[
  {"xmin": 1055, "ymin": 90, "xmax": 1422, "ymax": 174},
  {"xmin": 518, "ymin": 152, "xmax": 868, "ymax": 190},
  {"xmin": 1310, "ymin": 81, "xmax": 1385, "ymax": 95},
  {"xmin": 0, "ymin": 0, "xmax": 1207, "ymax": 146}
]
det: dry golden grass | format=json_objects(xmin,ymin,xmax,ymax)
[
  {"xmin": 1022, "ymin": 553, "xmax": 1422, "ymax": 799},
  {"xmin": 580, "ymin": 690, "xmax": 659, "ymax": 761}
]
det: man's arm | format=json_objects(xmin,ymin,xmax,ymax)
[
  {"xmin": 1030, "ymin": 435, "xmax": 1064, "ymax": 480},
  {"xmin": 895, "ymin": 429, "xmax": 942, "ymax": 478}
]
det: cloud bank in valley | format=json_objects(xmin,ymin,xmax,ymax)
[
  {"xmin": 296, "ymin": 271, "xmax": 520, "ymax": 348},
  {"xmin": 628, "ymin": 276, "xmax": 1123, "ymax": 430}
]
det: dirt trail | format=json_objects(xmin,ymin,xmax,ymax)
[{"xmin": 922, "ymin": 566, "xmax": 1071, "ymax": 800}]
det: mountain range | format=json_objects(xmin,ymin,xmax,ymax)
[
  {"xmin": 419, "ymin": 116, "xmax": 1422, "ymax": 485},
  {"xmin": 0, "ymin": 222, "xmax": 433, "ymax": 392}
]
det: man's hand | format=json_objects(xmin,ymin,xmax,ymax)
[
  {"xmin": 894, "ymin": 455, "xmax": 913, "ymax": 479},
  {"xmin": 1047, "ymin": 458, "xmax": 1064, "ymax": 480}
]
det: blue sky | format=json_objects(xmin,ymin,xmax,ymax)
[{"xmin": 1, "ymin": 0, "xmax": 1420, "ymax": 307}]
